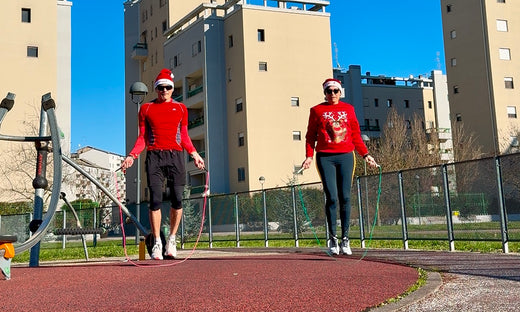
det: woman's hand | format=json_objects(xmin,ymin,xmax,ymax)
[
  {"xmin": 364, "ymin": 154, "xmax": 379, "ymax": 168},
  {"xmin": 301, "ymin": 157, "xmax": 313, "ymax": 170}
]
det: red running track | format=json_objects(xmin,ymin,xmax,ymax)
[{"xmin": 4, "ymin": 253, "xmax": 417, "ymax": 312}]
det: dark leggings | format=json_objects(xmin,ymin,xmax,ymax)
[{"xmin": 316, "ymin": 152, "xmax": 354, "ymax": 239}]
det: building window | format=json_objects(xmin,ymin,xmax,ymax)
[
  {"xmin": 499, "ymin": 48, "xmax": 511, "ymax": 60},
  {"xmin": 162, "ymin": 21, "xmax": 167, "ymax": 32},
  {"xmin": 428, "ymin": 101, "xmax": 433, "ymax": 109},
  {"xmin": 511, "ymin": 136, "xmax": 519, "ymax": 147},
  {"xmin": 374, "ymin": 119, "xmax": 380, "ymax": 130},
  {"xmin": 496, "ymin": 19, "xmax": 508, "ymax": 32},
  {"xmin": 27, "ymin": 46, "xmax": 38, "ymax": 57},
  {"xmin": 404, "ymin": 100, "xmax": 410, "ymax": 108},
  {"xmin": 364, "ymin": 119, "xmax": 370, "ymax": 129},
  {"xmin": 257, "ymin": 29, "xmax": 265, "ymax": 42},
  {"xmin": 259, "ymin": 62, "xmax": 268, "ymax": 71},
  {"xmin": 292, "ymin": 131, "xmax": 301, "ymax": 141},
  {"xmin": 238, "ymin": 132, "xmax": 245, "ymax": 146},
  {"xmin": 22, "ymin": 8, "xmax": 31, "ymax": 23},
  {"xmin": 450, "ymin": 30, "xmax": 456, "ymax": 39},
  {"xmin": 173, "ymin": 56, "xmax": 178, "ymax": 67},
  {"xmin": 507, "ymin": 106, "xmax": 517, "ymax": 118},
  {"xmin": 228, "ymin": 68, "xmax": 232, "ymax": 82},
  {"xmin": 456, "ymin": 113, "xmax": 462, "ymax": 122},
  {"xmin": 160, "ymin": 0, "xmax": 166, "ymax": 7},
  {"xmin": 450, "ymin": 58, "xmax": 457, "ymax": 67},
  {"xmin": 374, "ymin": 98, "xmax": 379, "ymax": 107},
  {"xmin": 446, "ymin": 4, "xmax": 452, "ymax": 12},
  {"xmin": 228, "ymin": 35, "xmax": 234, "ymax": 48},
  {"xmin": 238, "ymin": 168, "xmax": 245, "ymax": 182},
  {"xmin": 386, "ymin": 99, "xmax": 393, "ymax": 108},
  {"xmin": 497, "ymin": 0, "xmax": 505, "ymax": 3},
  {"xmin": 291, "ymin": 97, "xmax": 299, "ymax": 107},
  {"xmin": 235, "ymin": 98, "xmax": 243, "ymax": 112},
  {"xmin": 405, "ymin": 120, "xmax": 411, "ymax": 129},
  {"xmin": 453, "ymin": 85, "xmax": 459, "ymax": 94},
  {"xmin": 504, "ymin": 77, "xmax": 514, "ymax": 89}
]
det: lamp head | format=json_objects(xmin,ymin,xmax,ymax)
[{"xmin": 129, "ymin": 82, "xmax": 148, "ymax": 96}]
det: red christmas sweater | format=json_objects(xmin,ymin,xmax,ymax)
[
  {"xmin": 129, "ymin": 99, "xmax": 196, "ymax": 158},
  {"xmin": 305, "ymin": 101, "xmax": 368, "ymax": 158}
]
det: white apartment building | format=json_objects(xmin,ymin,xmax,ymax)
[
  {"xmin": 124, "ymin": 0, "xmax": 331, "ymax": 198},
  {"xmin": 63, "ymin": 147, "xmax": 126, "ymax": 206},
  {"xmin": 441, "ymin": 0, "xmax": 520, "ymax": 155}
]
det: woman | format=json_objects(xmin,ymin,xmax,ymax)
[{"xmin": 302, "ymin": 78, "xmax": 378, "ymax": 255}]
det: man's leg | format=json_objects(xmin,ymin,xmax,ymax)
[{"xmin": 169, "ymin": 208, "xmax": 182, "ymax": 236}]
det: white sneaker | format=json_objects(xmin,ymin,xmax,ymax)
[
  {"xmin": 328, "ymin": 237, "xmax": 339, "ymax": 255},
  {"xmin": 341, "ymin": 237, "xmax": 352, "ymax": 255},
  {"xmin": 151, "ymin": 243, "xmax": 163, "ymax": 260},
  {"xmin": 164, "ymin": 235, "xmax": 177, "ymax": 258}
]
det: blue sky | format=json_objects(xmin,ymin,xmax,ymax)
[{"xmin": 70, "ymin": 0, "xmax": 445, "ymax": 156}]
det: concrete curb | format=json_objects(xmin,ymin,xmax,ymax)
[{"xmin": 370, "ymin": 271, "xmax": 442, "ymax": 311}]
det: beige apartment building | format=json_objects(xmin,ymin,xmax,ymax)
[
  {"xmin": 0, "ymin": 0, "xmax": 72, "ymax": 202},
  {"xmin": 124, "ymin": 0, "xmax": 331, "ymax": 198},
  {"xmin": 441, "ymin": 0, "xmax": 520, "ymax": 155},
  {"xmin": 335, "ymin": 65, "xmax": 453, "ymax": 162}
]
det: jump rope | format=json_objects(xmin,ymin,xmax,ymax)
[{"xmin": 114, "ymin": 159, "xmax": 381, "ymax": 265}]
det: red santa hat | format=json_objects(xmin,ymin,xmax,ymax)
[
  {"xmin": 154, "ymin": 68, "xmax": 174, "ymax": 89},
  {"xmin": 322, "ymin": 78, "xmax": 342, "ymax": 94}
]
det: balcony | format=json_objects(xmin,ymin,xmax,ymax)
[
  {"xmin": 131, "ymin": 43, "xmax": 148, "ymax": 60},
  {"xmin": 188, "ymin": 115, "xmax": 204, "ymax": 129},
  {"xmin": 173, "ymin": 94, "xmax": 183, "ymax": 102}
]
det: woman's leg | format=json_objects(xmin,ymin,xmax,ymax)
[
  {"xmin": 337, "ymin": 152, "xmax": 354, "ymax": 239},
  {"xmin": 316, "ymin": 154, "xmax": 339, "ymax": 238}
]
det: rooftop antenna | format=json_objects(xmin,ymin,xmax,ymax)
[{"xmin": 334, "ymin": 42, "xmax": 341, "ymax": 69}]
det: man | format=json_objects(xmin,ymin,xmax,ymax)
[{"xmin": 121, "ymin": 68, "xmax": 205, "ymax": 260}]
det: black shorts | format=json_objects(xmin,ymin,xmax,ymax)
[{"xmin": 145, "ymin": 150, "xmax": 186, "ymax": 210}]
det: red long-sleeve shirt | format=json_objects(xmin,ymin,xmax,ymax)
[
  {"xmin": 128, "ymin": 99, "xmax": 196, "ymax": 158},
  {"xmin": 305, "ymin": 101, "xmax": 368, "ymax": 158}
]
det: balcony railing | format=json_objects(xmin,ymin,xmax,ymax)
[
  {"xmin": 188, "ymin": 116, "xmax": 204, "ymax": 129},
  {"xmin": 187, "ymin": 85, "xmax": 203, "ymax": 98},
  {"xmin": 131, "ymin": 43, "xmax": 148, "ymax": 60},
  {"xmin": 173, "ymin": 94, "xmax": 183, "ymax": 102}
]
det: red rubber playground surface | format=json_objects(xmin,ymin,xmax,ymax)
[{"xmin": 5, "ymin": 250, "xmax": 418, "ymax": 312}]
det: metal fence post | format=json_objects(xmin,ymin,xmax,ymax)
[
  {"xmin": 62, "ymin": 210, "xmax": 66, "ymax": 249},
  {"xmin": 235, "ymin": 193, "xmax": 240, "ymax": 248},
  {"xmin": 262, "ymin": 189, "xmax": 268, "ymax": 247},
  {"xmin": 208, "ymin": 196, "xmax": 213, "ymax": 248},
  {"xmin": 356, "ymin": 177, "xmax": 366, "ymax": 248},
  {"xmin": 398, "ymin": 171, "xmax": 409, "ymax": 250},
  {"xmin": 495, "ymin": 156, "xmax": 509, "ymax": 253},
  {"xmin": 291, "ymin": 186, "xmax": 299, "ymax": 248},
  {"xmin": 442, "ymin": 164, "xmax": 455, "ymax": 251}
]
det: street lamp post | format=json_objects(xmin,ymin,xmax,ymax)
[
  {"xmin": 259, "ymin": 176, "xmax": 268, "ymax": 247},
  {"xmin": 129, "ymin": 82, "xmax": 148, "ymax": 243}
]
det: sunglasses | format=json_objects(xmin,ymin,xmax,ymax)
[
  {"xmin": 325, "ymin": 88, "xmax": 340, "ymax": 95},
  {"xmin": 157, "ymin": 85, "xmax": 173, "ymax": 91}
]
